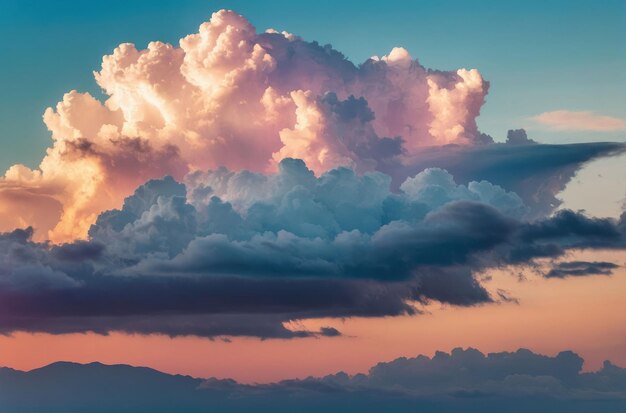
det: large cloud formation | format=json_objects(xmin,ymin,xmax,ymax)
[
  {"xmin": 1, "ymin": 348, "xmax": 625, "ymax": 413},
  {"xmin": 1, "ymin": 9, "xmax": 622, "ymax": 242},
  {"xmin": 0, "ymin": 159, "xmax": 624, "ymax": 338},
  {"xmin": 0, "ymin": 10, "xmax": 488, "ymax": 242},
  {"xmin": 0, "ymin": 9, "xmax": 624, "ymax": 339}
]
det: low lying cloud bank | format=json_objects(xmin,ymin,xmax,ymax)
[
  {"xmin": 1, "ymin": 348, "xmax": 625, "ymax": 412},
  {"xmin": 264, "ymin": 348, "xmax": 626, "ymax": 401},
  {"xmin": 0, "ymin": 159, "xmax": 624, "ymax": 338}
]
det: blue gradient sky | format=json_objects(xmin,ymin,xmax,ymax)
[{"xmin": 0, "ymin": 0, "xmax": 624, "ymax": 172}]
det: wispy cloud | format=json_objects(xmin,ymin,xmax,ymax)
[{"xmin": 530, "ymin": 110, "xmax": 626, "ymax": 132}]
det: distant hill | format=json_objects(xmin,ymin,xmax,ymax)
[{"xmin": 1, "ymin": 349, "xmax": 625, "ymax": 413}]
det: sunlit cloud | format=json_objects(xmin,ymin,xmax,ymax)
[
  {"xmin": 530, "ymin": 110, "xmax": 626, "ymax": 132},
  {"xmin": 0, "ymin": 10, "xmax": 488, "ymax": 243}
]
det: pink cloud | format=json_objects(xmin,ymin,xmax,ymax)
[
  {"xmin": 530, "ymin": 110, "xmax": 626, "ymax": 132},
  {"xmin": 0, "ymin": 10, "xmax": 489, "ymax": 242}
]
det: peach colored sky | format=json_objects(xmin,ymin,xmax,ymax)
[{"xmin": 1, "ymin": 249, "xmax": 623, "ymax": 383}]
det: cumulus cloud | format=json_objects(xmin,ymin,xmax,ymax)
[
  {"xmin": 1, "ymin": 348, "xmax": 625, "ymax": 413},
  {"xmin": 264, "ymin": 348, "xmax": 626, "ymax": 407},
  {"xmin": 0, "ymin": 9, "xmax": 622, "ymax": 243},
  {"xmin": 0, "ymin": 9, "xmax": 493, "ymax": 242},
  {"xmin": 0, "ymin": 160, "xmax": 624, "ymax": 338},
  {"xmin": 335, "ymin": 348, "xmax": 588, "ymax": 395},
  {"xmin": 93, "ymin": 159, "xmax": 526, "ymax": 282},
  {"xmin": 530, "ymin": 110, "xmax": 626, "ymax": 132}
]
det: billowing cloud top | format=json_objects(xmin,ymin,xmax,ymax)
[{"xmin": 1, "ymin": 9, "xmax": 490, "ymax": 242}]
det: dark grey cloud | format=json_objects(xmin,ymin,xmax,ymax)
[
  {"xmin": 0, "ymin": 272, "xmax": 418, "ymax": 337},
  {"xmin": 389, "ymin": 140, "xmax": 626, "ymax": 217},
  {"xmin": 362, "ymin": 347, "xmax": 585, "ymax": 391},
  {"xmin": 505, "ymin": 129, "xmax": 537, "ymax": 145},
  {"xmin": 1, "ymin": 348, "xmax": 624, "ymax": 413},
  {"xmin": 319, "ymin": 92, "xmax": 406, "ymax": 171},
  {"xmin": 505, "ymin": 209, "xmax": 625, "ymax": 264},
  {"xmin": 0, "ymin": 159, "xmax": 624, "ymax": 338},
  {"xmin": 546, "ymin": 261, "xmax": 620, "ymax": 278}
]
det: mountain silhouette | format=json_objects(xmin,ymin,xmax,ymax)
[{"xmin": 1, "ymin": 355, "xmax": 625, "ymax": 413}]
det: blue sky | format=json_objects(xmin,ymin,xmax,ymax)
[{"xmin": 0, "ymin": 0, "xmax": 624, "ymax": 171}]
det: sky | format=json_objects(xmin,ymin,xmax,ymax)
[
  {"xmin": 1, "ymin": 0, "xmax": 625, "ymax": 171},
  {"xmin": 0, "ymin": 1, "xmax": 625, "ymax": 409}
]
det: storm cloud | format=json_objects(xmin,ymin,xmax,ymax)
[{"xmin": 0, "ymin": 159, "xmax": 624, "ymax": 338}]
